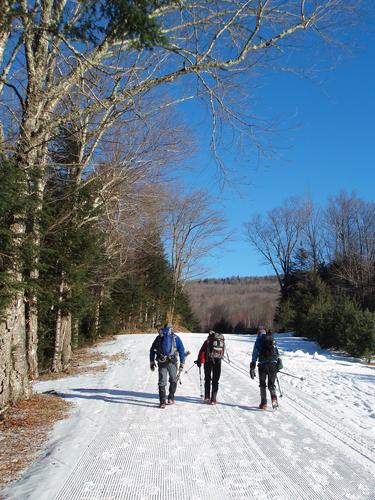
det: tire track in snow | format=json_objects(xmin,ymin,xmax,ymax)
[
  {"xmin": 220, "ymin": 369, "xmax": 334, "ymax": 499},
  {"xmin": 283, "ymin": 391, "xmax": 375, "ymax": 465},
  {"xmin": 197, "ymin": 400, "xmax": 306, "ymax": 499},
  {"xmin": 225, "ymin": 356, "xmax": 375, "ymax": 466},
  {"xmin": 221, "ymin": 358, "xmax": 375, "ymax": 499},
  {"xmin": 53, "ymin": 337, "xmax": 228, "ymax": 500}
]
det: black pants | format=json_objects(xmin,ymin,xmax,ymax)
[
  {"xmin": 204, "ymin": 358, "xmax": 221, "ymax": 401},
  {"xmin": 258, "ymin": 363, "xmax": 277, "ymax": 404}
]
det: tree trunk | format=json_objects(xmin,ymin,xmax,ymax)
[
  {"xmin": 25, "ymin": 295, "xmax": 39, "ymax": 379},
  {"xmin": 24, "ymin": 163, "xmax": 47, "ymax": 380},
  {"xmin": 61, "ymin": 312, "xmax": 72, "ymax": 370},
  {"xmin": 169, "ymin": 279, "xmax": 179, "ymax": 323},
  {"xmin": 52, "ymin": 277, "xmax": 72, "ymax": 372},
  {"xmin": 144, "ymin": 302, "xmax": 148, "ymax": 324},
  {"xmin": 72, "ymin": 318, "xmax": 79, "ymax": 350},
  {"xmin": 0, "ymin": 212, "xmax": 31, "ymax": 407},
  {"xmin": 0, "ymin": 2, "xmax": 11, "ymax": 67},
  {"xmin": 0, "ymin": 291, "xmax": 31, "ymax": 409},
  {"xmin": 93, "ymin": 288, "xmax": 103, "ymax": 338}
]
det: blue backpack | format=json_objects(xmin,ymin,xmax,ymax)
[{"xmin": 159, "ymin": 328, "xmax": 177, "ymax": 360}]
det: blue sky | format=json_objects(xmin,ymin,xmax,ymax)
[{"xmin": 177, "ymin": 20, "xmax": 375, "ymax": 279}]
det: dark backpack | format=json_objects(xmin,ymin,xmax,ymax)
[
  {"xmin": 207, "ymin": 333, "xmax": 225, "ymax": 359},
  {"xmin": 259, "ymin": 333, "xmax": 278, "ymax": 361}
]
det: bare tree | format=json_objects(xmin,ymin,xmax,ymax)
[
  {"xmin": 245, "ymin": 197, "xmax": 307, "ymax": 298},
  {"xmin": 301, "ymin": 197, "xmax": 325, "ymax": 272},
  {"xmin": 163, "ymin": 188, "xmax": 229, "ymax": 320},
  {"xmin": 47, "ymin": 109, "xmax": 189, "ymax": 371},
  {"xmin": 324, "ymin": 192, "xmax": 375, "ymax": 304}
]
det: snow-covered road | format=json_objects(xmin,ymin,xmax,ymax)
[{"xmin": 5, "ymin": 333, "xmax": 375, "ymax": 500}]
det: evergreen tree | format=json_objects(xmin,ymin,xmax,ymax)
[{"xmin": 0, "ymin": 157, "xmax": 28, "ymax": 314}]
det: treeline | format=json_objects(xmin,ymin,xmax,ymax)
[
  {"xmin": 0, "ymin": 153, "xmax": 197, "ymax": 369},
  {"xmin": 195, "ymin": 276, "xmax": 277, "ymax": 285},
  {"xmin": 186, "ymin": 277, "xmax": 279, "ymax": 333},
  {"xmin": 247, "ymin": 194, "xmax": 375, "ymax": 361}
]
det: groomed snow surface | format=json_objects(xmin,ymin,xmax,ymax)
[{"xmin": 4, "ymin": 333, "xmax": 375, "ymax": 500}]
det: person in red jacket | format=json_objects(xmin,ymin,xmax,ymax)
[{"xmin": 195, "ymin": 330, "xmax": 225, "ymax": 404}]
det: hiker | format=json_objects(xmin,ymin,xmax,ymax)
[
  {"xmin": 250, "ymin": 326, "xmax": 280, "ymax": 410},
  {"xmin": 195, "ymin": 330, "xmax": 225, "ymax": 404},
  {"xmin": 150, "ymin": 323, "xmax": 185, "ymax": 409}
]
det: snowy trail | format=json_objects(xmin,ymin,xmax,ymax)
[{"xmin": 5, "ymin": 333, "xmax": 375, "ymax": 500}]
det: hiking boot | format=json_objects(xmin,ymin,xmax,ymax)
[
  {"xmin": 272, "ymin": 398, "xmax": 279, "ymax": 409},
  {"xmin": 210, "ymin": 400, "xmax": 217, "ymax": 405},
  {"xmin": 204, "ymin": 398, "xmax": 211, "ymax": 403},
  {"xmin": 258, "ymin": 403, "xmax": 267, "ymax": 410},
  {"xmin": 159, "ymin": 403, "xmax": 166, "ymax": 409},
  {"xmin": 167, "ymin": 399, "xmax": 175, "ymax": 405}
]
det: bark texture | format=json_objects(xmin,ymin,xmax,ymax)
[{"xmin": 0, "ymin": 292, "xmax": 30, "ymax": 409}]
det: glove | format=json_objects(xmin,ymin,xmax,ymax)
[
  {"xmin": 250, "ymin": 361, "xmax": 256, "ymax": 379},
  {"xmin": 150, "ymin": 362, "xmax": 156, "ymax": 371},
  {"xmin": 194, "ymin": 360, "xmax": 201, "ymax": 368}
]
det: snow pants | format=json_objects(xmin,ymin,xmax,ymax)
[
  {"xmin": 158, "ymin": 359, "xmax": 178, "ymax": 404},
  {"xmin": 258, "ymin": 363, "xmax": 277, "ymax": 404},
  {"xmin": 204, "ymin": 358, "xmax": 221, "ymax": 402}
]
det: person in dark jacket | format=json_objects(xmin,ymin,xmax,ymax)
[
  {"xmin": 250, "ymin": 326, "xmax": 279, "ymax": 410},
  {"xmin": 150, "ymin": 323, "xmax": 185, "ymax": 408},
  {"xmin": 195, "ymin": 330, "xmax": 225, "ymax": 405}
]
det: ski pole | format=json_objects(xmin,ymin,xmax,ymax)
[
  {"xmin": 177, "ymin": 350, "xmax": 190, "ymax": 385},
  {"xmin": 226, "ymin": 349, "xmax": 231, "ymax": 364},
  {"xmin": 184, "ymin": 363, "xmax": 196, "ymax": 375},
  {"xmin": 276, "ymin": 375, "xmax": 283, "ymax": 398},
  {"xmin": 199, "ymin": 366, "xmax": 203, "ymax": 398},
  {"xmin": 278, "ymin": 370, "xmax": 304, "ymax": 381}
]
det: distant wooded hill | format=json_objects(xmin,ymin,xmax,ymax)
[{"xmin": 186, "ymin": 276, "xmax": 280, "ymax": 332}]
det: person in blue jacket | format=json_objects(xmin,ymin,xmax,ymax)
[
  {"xmin": 150, "ymin": 323, "xmax": 185, "ymax": 408},
  {"xmin": 250, "ymin": 326, "xmax": 279, "ymax": 410}
]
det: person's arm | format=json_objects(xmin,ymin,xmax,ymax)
[
  {"xmin": 176, "ymin": 336, "xmax": 185, "ymax": 364},
  {"xmin": 150, "ymin": 336, "xmax": 159, "ymax": 363},
  {"xmin": 251, "ymin": 335, "xmax": 261, "ymax": 364},
  {"xmin": 197, "ymin": 341, "xmax": 207, "ymax": 364}
]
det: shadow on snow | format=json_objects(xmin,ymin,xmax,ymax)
[{"xmin": 57, "ymin": 387, "xmax": 261, "ymax": 412}]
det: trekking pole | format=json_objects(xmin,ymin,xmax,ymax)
[
  {"xmin": 226, "ymin": 348, "xmax": 231, "ymax": 364},
  {"xmin": 184, "ymin": 363, "xmax": 196, "ymax": 375},
  {"xmin": 276, "ymin": 375, "xmax": 283, "ymax": 398},
  {"xmin": 176, "ymin": 350, "xmax": 190, "ymax": 385},
  {"xmin": 278, "ymin": 370, "xmax": 304, "ymax": 381},
  {"xmin": 199, "ymin": 366, "xmax": 203, "ymax": 398}
]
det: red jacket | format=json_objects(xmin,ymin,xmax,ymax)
[{"xmin": 197, "ymin": 340, "xmax": 208, "ymax": 364}]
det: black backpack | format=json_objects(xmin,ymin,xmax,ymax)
[{"xmin": 259, "ymin": 333, "xmax": 278, "ymax": 361}]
